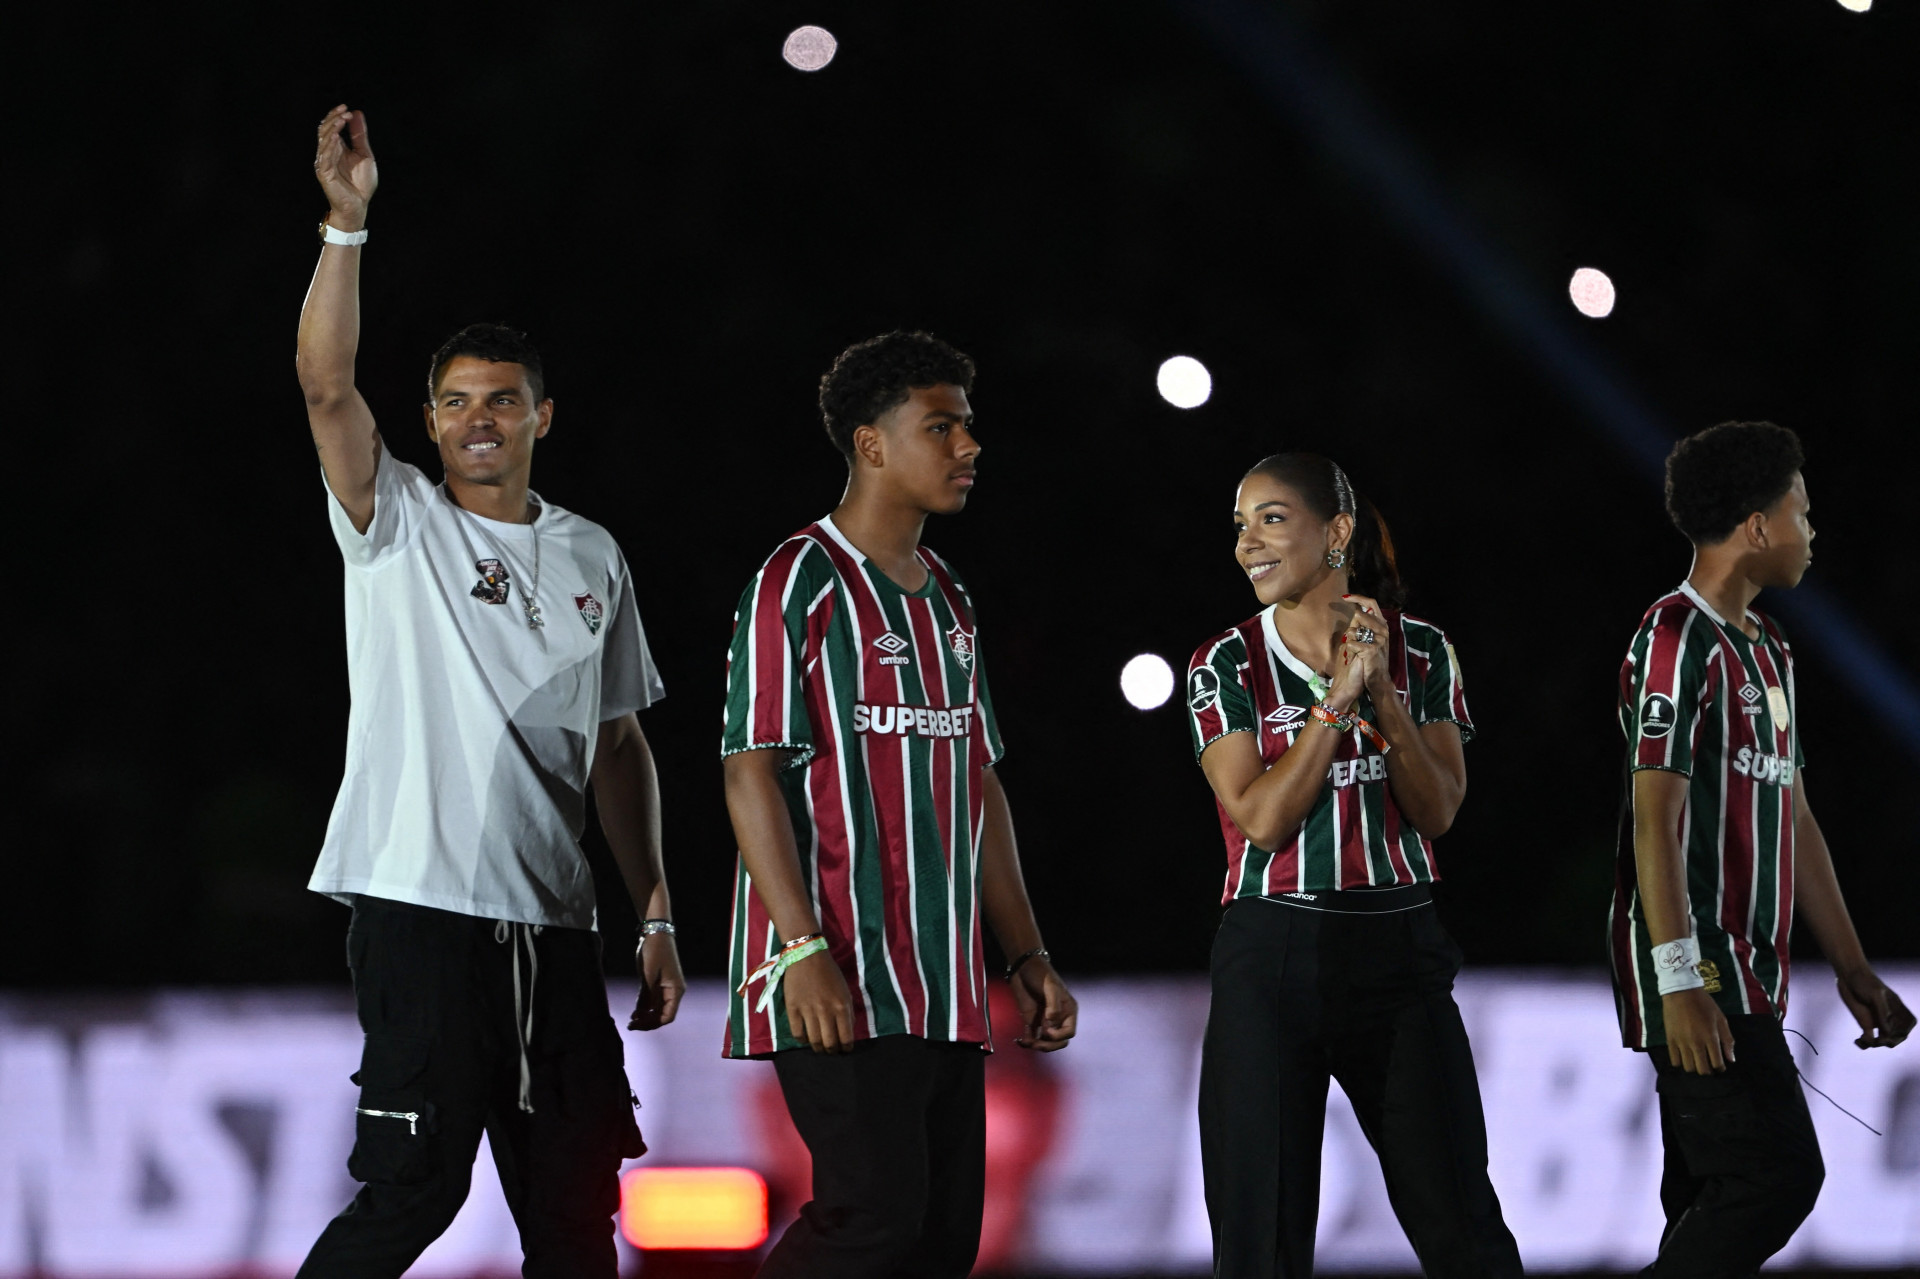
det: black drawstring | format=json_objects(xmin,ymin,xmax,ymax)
[{"xmin": 1784, "ymin": 1027, "xmax": 1881, "ymax": 1136}]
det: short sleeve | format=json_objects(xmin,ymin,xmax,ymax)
[
  {"xmin": 1187, "ymin": 638, "xmax": 1257, "ymax": 762},
  {"xmin": 325, "ymin": 441, "xmax": 433, "ymax": 569},
  {"xmin": 1780, "ymin": 629, "xmax": 1807, "ymax": 770},
  {"xmin": 599, "ymin": 549, "xmax": 665, "ymax": 720},
  {"xmin": 1628, "ymin": 613, "xmax": 1715, "ymax": 776},
  {"xmin": 1410, "ymin": 623, "xmax": 1475, "ymax": 743},
  {"xmin": 973, "ymin": 646, "xmax": 1007, "ymax": 767},
  {"xmin": 720, "ymin": 544, "xmax": 819, "ymax": 766}
]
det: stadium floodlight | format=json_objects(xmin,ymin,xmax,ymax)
[
  {"xmin": 782, "ymin": 26, "xmax": 838, "ymax": 71},
  {"xmin": 1121, "ymin": 653, "xmax": 1176, "ymax": 711},
  {"xmin": 1568, "ymin": 267, "xmax": 1616, "ymax": 319},
  {"xmin": 1156, "ymin": 355, "xmax": 1212, "ymax": 408}
]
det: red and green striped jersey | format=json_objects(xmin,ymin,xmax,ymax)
[
  {"xmin": 1185, "ymin": 605, "xmax": 1472, "ymax": 900},
  {"xmin": 720, "ymin": 516, "xmax": 1005, "ymax": 1058},
  {"xmin": 1610, "ymin": 583, "xmax": 1805, "ymax": 1048}
]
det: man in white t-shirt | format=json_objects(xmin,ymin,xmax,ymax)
[{"xmin": 293, "ymin": 104, "xmax": 683, "ymax": 1279}]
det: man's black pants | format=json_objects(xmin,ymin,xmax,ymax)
[
  {"xmin": 756, "ymin": 1034, "xmax": 985, "ymax": 1279},
  {"xmin": 1199, "ymin": 889, "xmax": 1523, "ymax": 1279},
  {"xmin": 297, "ymin": 896, "xmax": 645, "ymax": 1279},
  {"xmin": 1643, "ymin": 1014, "xmax": 1825, "ymax": 1277}
]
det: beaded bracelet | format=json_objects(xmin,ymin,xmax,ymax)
[{"xmin": 1309, "ymin": 703, "xmax": 1391, "ymax": 754}]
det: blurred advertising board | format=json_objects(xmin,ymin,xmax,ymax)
[{"xmin": 2, "ymin": 970, "xmax": 1915, "ymax": 1275}]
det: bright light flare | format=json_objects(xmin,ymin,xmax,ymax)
[
  {"xmin": 1836, "ymin": 0, "xmax": 1871, "ymax": 11},
  {"xmin": 620, "ymin": 1167, "xmax": 769, "ymax": 1251},
  {"xmin": 782, "ymin": 25, "xmax": 838, "ymax": 70},
  {"xmin": 1156, "ymin": 355, "xmax": 1212, "ymax": 409},
  {"xmin": 1120, "ymin": 654, "xmax": 1176, "ymax": 711},
  {"xmin": 1568, "ymin": 267, "xmax": 1616, "ymax": 319}
]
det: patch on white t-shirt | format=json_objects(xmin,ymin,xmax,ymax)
[{"xmin": 308, "ymin": 445, "xmax": 663, "ymax": 928}]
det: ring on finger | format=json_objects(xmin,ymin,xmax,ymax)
[{"xmin": 1350, "ymin": 625, "xmax": 1376, "ymax": 645}]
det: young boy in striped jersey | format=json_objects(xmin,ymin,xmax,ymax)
[
  {"xmin": 1612, "ymin": 420, "xmax": 1912, "ymax": 1275},
  {"xmin": 720, "ymin": 332, "xmax": 1077, "ymax": 1278}
]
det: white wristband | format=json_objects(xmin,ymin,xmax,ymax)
[
  {"xmin": 1651, "ymin": 936, "xmax": 1706, "ymax": 996},
  {"xmin": 319, "ymin": 222, "xmax": 369, "ymax": 247}
]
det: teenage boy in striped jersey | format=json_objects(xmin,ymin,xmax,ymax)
[
  {"xmin": 1611, "ymin": 420, "xmax": 1912, "ymax": 1275},
  {"xmin": 720, "ymin": 332, "xmax": 1077, "ymax": 1279}
]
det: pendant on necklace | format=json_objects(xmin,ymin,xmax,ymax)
[{"xmin": 523, "ymin": 601, "xmax": 545, "ymax": 630}]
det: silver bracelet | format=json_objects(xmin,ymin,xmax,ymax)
[
  {"xmin": 637, "ymin": 918, "xmax": 676, "ymax": 944},
  {"xmin": 1004, "ymin": 947, "xmax": 1050, "ymax": 981}
]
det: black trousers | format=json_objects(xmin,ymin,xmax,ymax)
[
  {"xmin": 1199, "ymin": 889, "xmax": 1522, "ymax": 1279},
  {"xmin": 297, "ymin": 896, "xmax": 645, "ymax": 1279},
  {"xmin": 756, "ymin": 1034, "xmax": 986, "ymax": 1279},
  {"xmin": 1643, "ymin": 1014, "xmax": 1825, "ymax": 1277}
]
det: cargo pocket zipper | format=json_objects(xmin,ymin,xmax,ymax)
[{"xmin": 356, "ymin": 1107, "xmax": 424, "ymax": 1135}]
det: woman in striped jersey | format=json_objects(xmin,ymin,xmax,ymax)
[{"xmin": 1184, "ymin": 453, "xmax": 1521, "ymax": 1278}]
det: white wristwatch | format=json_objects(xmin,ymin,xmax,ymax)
[{"xmin": 318, "ymin": 220, "xmax": 369, "ymax": 247}]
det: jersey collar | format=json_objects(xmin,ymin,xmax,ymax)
[
  {"xmin": 815, "ymin": 514, "xmax": 936, "ymax": 597},
  {"xmin": 1259, "ymin": 605, "xmax": 1324, "ymax": 685},
  {"xmin": 1677, "ymin": 580, "xmax": 1760, "ymax": 637}
]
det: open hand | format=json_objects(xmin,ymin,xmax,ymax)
[
  {"xmin": 1009, "ymin": 959, "xmax": 1078, "ymax": 1051},
  {"xmin": 1838, "ymin": 969, "xmax": 1914, "ymax": 1049},
  {"xmin": 314, "ymin": 104, "xmax": 378, "ymax": 230},
  {"xmin": 1663, "ymin": 986, "xmax": 1736, "ymax": 1074},
  {"xmin": 782, "ymin": 949, "xmax": 857, "ymax": 1053},
  {"xmin": 627, "ymin": 934, "xmax": 686, "ymax": 1031}
]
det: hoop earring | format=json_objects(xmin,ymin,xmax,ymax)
[{"xmin": 1325, "ymin": 547, "xmax": 1349, "ymax": 570}]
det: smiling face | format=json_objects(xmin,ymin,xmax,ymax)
[
  {"xmin": 1752, "ymin": 471, "xmax": 1814, "ymax": 588},
  {"xmin": 855, "ymin": 383, "xmax": 980, "ymax": 515},
  {"xmin": 422, "ymin": 356, "xmax": 552, "ymax": 489},
  {"xmin": 1233, "ymin": 471, "xmax": 1354, "ymax": 606}
]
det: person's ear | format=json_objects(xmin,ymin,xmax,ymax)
[
  {"xmin": 852, "ymin": 422, "xmax": 885, "ymax": 469},
  {"xmin": 422, "ymin": 402, "xmax": 438, "ymax": 442},
  {"xmin": 1743, "ymin": 508, "xmax": 1771, "ymax": 550},
  {"xmin": 1327, "ymin": 510, "xmax": 1356, "ymax": 553},
  {"xmin": 534, "ymin": 398, "xmax": 554, "ymax": 440}
]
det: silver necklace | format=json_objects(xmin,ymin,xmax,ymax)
[
  {"xmin": 516, "ymin": 514, "xmax": 544, "ymax": 629},
  {"xmin": 461, "ymin": 500, "xmax": 544, "ymax": 630}
]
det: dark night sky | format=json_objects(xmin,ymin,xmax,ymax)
[{"xmin": 14, "ymin": 0, "xmax": 1917, "ymax": 988}]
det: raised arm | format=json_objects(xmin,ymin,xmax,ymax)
[
  {"xmin": 297, "ymin": 104, "xmax": 381, "ymax": 532},
  {"xmin": 1792, "ymin": 776, "xmax": 1914, "ymax": 1049}
]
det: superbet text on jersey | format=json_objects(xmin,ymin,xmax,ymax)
[
  {"xmin": 1609, "ymin": 582, "xmax": 1806, "ymax": 1049},
  {"xmin": 1185, "ymin": 606, "xmax": 1473, "ymax": 900},
  {"xmin": 720, "ymin": 517, "xmax": 1004, "ymax": 1058}
]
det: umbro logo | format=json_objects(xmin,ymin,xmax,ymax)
[
  {"xmin": 1737, "ymin": 682, "xmax": 1764, "ymax": 715},
  {"xmin": 1266, "ymin": 705, "xmax": 1307, "ymax": 733},
  {"xmin": 873, "ymin": 632, "xmax": 912, "ymax": 667}
]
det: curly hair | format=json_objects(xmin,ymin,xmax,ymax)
[
  {"xmin": 1664, "ymin": 421, "xmax": 1804, "ymax": 545},
  {"xmin": 427, "ymin": 323, "xmax": 546, "ymax": 403},
  {"xmin": 1243, "ymin": 452, "xmax": 1406, "ymax": 609},
  {"xmin": 818, "ymin": 331, "xmax": 976, "ymax": 457}
]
